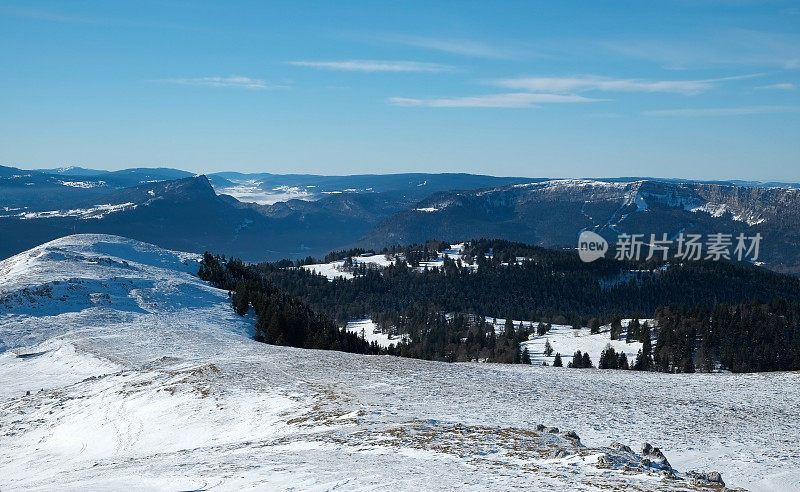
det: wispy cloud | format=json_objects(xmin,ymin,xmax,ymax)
[
  {"xmin": 160, "ymin": 76, "xmax": 282, "ymax": 89},
  {"xmin": 492, "ymin": 74, "xmax": 760, "ymax": 95},
  {"xmin": 755, "ymin": 83, "xmax": 796, "ymax": 90},
  {"xmin": 352, "ymin": 32, "xmax": 518, "ymax": 59},
  {"xmin": 603, "ymin": 29, "xmax": 800, "ymax": 70},
  {"xmin": 288, "ymin": 60, "xmax": 454, "ymax": 73},
  {"xmin": 389, "ymin": 93, "xmax": 601, "ymax": 108},
  {"xmin": 645, "ymin": 105, "xmax": 800, "ymax": 116}
]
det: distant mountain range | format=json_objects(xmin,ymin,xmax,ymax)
[
  {"xmin": 0, "ymin": 166, "xmax": 533, "ymax": 261},
  {"xmin": 360, "ymin": 179, "xmax": 800, "ymax": 273},
  {"xmin": 2, "ymin": 165, "xmax": 800, "ymax": 273}
]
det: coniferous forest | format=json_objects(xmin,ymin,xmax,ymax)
[
  {"xmin": 201, "ymin": 239, "xmax": 800, "ymax": 372},
  {"xmin": 198, "ymin": 253, "xmax": 381, "ymax": 355}
]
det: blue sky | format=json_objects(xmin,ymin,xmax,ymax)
[{"xmin": 1, "ymin": 1, "xmax": 799, "ymax": 181}]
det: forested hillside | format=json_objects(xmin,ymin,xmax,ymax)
[
  {"xmin": 203, "ymin": 239, "xmax": 800, "ymax": 371},
  {"xmin": 198, "ymin": 253, "xmax": 379, "ymax": 355}
]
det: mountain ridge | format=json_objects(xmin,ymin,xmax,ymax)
[
  {"xmin": 358, "ymin": 178, "xmax": 800, "ymax": 273},
  {"xmin": 4, "ymin": 167, "xmax": 800, "ymax": 271}
]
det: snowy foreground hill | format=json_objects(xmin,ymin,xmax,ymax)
[{"xmin": 1, "ymin": 236, "xmax": 798, "ymax": 490}]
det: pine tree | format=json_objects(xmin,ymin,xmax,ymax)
[
  {"xmin": 232, "ymin": 280, "xmax": 249, "ymax": 316},
  {"xmin": 553, "ymin": 352, "xmax": 563, "ymax": 367},
  {"xmin": 504, "ymin": 318, "xmax": 514, "ymax": 338},
  {"xmin": 569, "ymin": 350, "xmax": 583, "ymax": 368},
  {"xmin": 544, "ymin": 339, "xmax": 553, "ymax": 357},
  {"xmin": 610, "ymin": 317, "xmax": 623, "ymax": 340},
  {"xmin": 633, "ymin": 341, "xmax": 653, "ymax": 371},
  {"xmin": 521, "ymin": 347, "xmax": 532, "ymax": 364},
  {"xmin": 599, "ymin": 344, "xmax": 618, "ymax": 369},
  {"xmin": 627, "ymin": 318, "xmax": 641, "ymax": 342},
  {"xmin": 537, "ymin": 322, "xmax": 547, "ymax": 336}
]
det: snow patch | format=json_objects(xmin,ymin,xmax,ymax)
[
  {"xmin": 345, "ymin": 319, "xmax": 409, "ymax": 348},
  {"xmin": 2, "ymin": 203, "xmax": 137, "ymax": 220},
  {"xmin": 59, "ymin": 180, "xmax": 106, "ymax": 188}
]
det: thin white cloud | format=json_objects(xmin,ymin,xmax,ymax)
[
  {"xmin": 354, "ymin": 33, "xmax": 518, "ymax": 59},
  {"xmin": 755, "ymin": 83, "xmax": 796, "ymax": 90},
  {"xmin": 389, "ymin": 93, "xmax": 602, "ymax": 108},
  {"xmin": 603, "ymin": 29, "xmax": 800, "ymax": 70},
  {"xmin": 288, "ymin": 60, "xmax": 454, "ymax": 73},
  {"xmin": 160, "ymin": 76, "xmax": 282, "ymax": 89},
  {"xmin": 493, "ymin": 74, "xmax": 760, "ymax": 95},
  {"xmin": 645, "ymin": 105, "xmax": 800, "ymax": 116}
]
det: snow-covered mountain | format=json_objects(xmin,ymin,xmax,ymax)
[
  {"xmin": 1, "ymin": 234, "xmax": 797, "ymax": 490},
  {"xmin": 0, "ymin": 175, "xmax": 399, "ymax": 262},
  {"xmin": 360, "ymin": 179, "xmax": 800, "ymax": 273},
  {"xmin": 0, "ymin": 170, "xmax": 533, "ymax": 263},
  {"xmin": 5, "ymin": 167, "xmax": 800, "ymax": 272}
]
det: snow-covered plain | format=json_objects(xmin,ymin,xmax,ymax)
[
  {"xmin": 301, "ymin": 252, "xmax": 396, "ymax": 280},
  {"xmin": 1, "ymin": 235, "xmax": 798, "ymax": 490},
  {"xmin": 0, "ymin": 202, "xmax": 137, "ymax": 220},
  {"xmin": 345, "ymin": 319, "xmax": 409, "ymax": 349},
  {"xmin": 302, "ymin": 243, "xmax": 475, "ymax": 281},
  {"xmin": 514, "ymin": 320, "xmax": 646, "ymax": 366}
]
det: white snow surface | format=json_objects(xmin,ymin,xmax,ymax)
[
  {"xmin": 303, "ymin": 243, "xmax": 474, "ymax": 281},
  {"xmin": 0, "ymin": 235, "xmax": 798, "ymax": 491},
  {"xmin": 58, "ymin": 180, "xmax": 106, "ymax": 188},
  {"xmin": 517, "ymin": 321, "xmax": 646, "ymax": 366},
  {"xmin": 0, "ymin": 203, "xmax": 137, "ymax": 220},
  {"xmin": 302, "ymin": 253, "xmax": 397, "ymax": 280},
  {"xmin": 345, "ymin": 319, "xmax": 409, "ymax": 349}
]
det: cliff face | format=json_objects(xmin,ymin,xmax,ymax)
[
  {"xmin": 360, "ymin": 179, "xmax": 800, "ymax": 273},
  {"xmin": 3, "ymin": 172, "xmax": 800, "ymax": 272}
]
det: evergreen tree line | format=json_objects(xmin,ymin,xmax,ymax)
[
  {"xmin": 198, "ymin": 253, "xmax": 381, "ymax": 355},
  {"xmin": 255, "ymin": 239, "xmax": 800, "ymax": 327},
  {"xmin": 374, "ymin": 308, "xmax": 532, "ymax": 363},
  {"xmin": 653, "ymin": 299, "xmax": 800, "ymax": 373},
  {"xmin": 200, "ymin": 238, "xmax": 800, "ymax": 372},
  {"xmin": 567, "ymin": 350, "xmax": 594, "ymax": 369}
]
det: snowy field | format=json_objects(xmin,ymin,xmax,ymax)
[
  {"xmin": 0, "ymin": 202, "xmax": 137, "ymax": 220},
  {"xmin": 302, "ymin": 242, "xmax": 473, "ymax": 281},
  {"xmin": 517, "ymin": 321, "xmax": 646, "ymax": 366},
  {"xmin": 482, "ymin": 317, "xmax": 646, "ymax": 366},
  {"xmin": 345, "ymin": 319, "xmax": 409, "ymax": 349},
  {"xmin": 301, "ymin": 253, "xmax": 396, "ymax": 280},
  {"xmin": 0, "ymin": 235, "xmax": 798, "ymax": 490}
]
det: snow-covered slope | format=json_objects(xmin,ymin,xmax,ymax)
[
  {"xmin": 1, "ymin": 235, "xmax": 797, "ymax": 490},
  {"xmin": 301, "ymin": 243, "xmax": 476, "ymax": 281},
  {"xmin": 345, "ymin": 318, "xmax": 409, "ymax": 348},
  {"xmin": 301, "ymin": 252, "xmax": 396, "ymax": 280},
  {"xmin": 516, "ymin": 320, "xmax": 646, "ymax": 366}
]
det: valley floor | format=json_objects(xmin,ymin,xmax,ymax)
[{"xmin": 1, "ymin": 235, "xmax": 797, "ymax": 491}]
